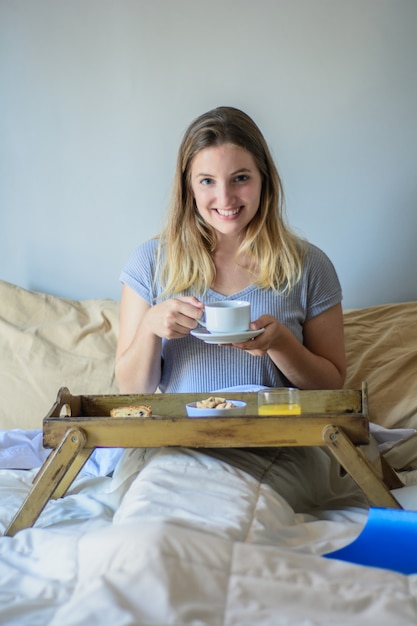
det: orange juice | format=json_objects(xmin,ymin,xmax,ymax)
[{"xmin": 258, "ymin": 403, "xmax": 301, "ymax": 416}]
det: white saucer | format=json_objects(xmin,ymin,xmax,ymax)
[{"xmin": 190, "ymin": 328, "xmax": 265, "ymax": 344}]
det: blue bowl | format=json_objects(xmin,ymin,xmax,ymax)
[{"xmin": 186, "ymin": 400, "xmax": 247, "ymax": 418}]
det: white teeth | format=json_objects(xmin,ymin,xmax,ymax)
[{"xmin": 217, "ymin": 208, "xmax": 240, "ymax": 216}]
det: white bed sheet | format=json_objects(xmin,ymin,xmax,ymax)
[{"xmin": 1, "ymin": 439, "xmax": 417, "ymax": 626}]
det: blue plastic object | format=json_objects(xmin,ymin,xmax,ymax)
[{"xmin": 324, "ymin": 507, "xmax": 417, "ymax": 575}]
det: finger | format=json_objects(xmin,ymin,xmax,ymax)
[
  {"xmin": 177, "ymin": 299, "xmax": 205, "ymax": 322},
  {"xmin": 249, "ymin": 315, "xmax": 274, "ymax": 331},
  {"xmin": 177, "ymin": 295, "xmax": 205, "ymax": 309}
]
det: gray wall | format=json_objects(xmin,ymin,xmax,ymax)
[{"xmin": 1, "ymin": 0, "xmax": 416, "ymax": 309}]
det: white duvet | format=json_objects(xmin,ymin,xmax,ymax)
[{"xmin": 1, "ymin": 436, "xmax": 417, "ymax": 626}]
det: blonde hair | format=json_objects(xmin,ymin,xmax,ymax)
[{"xmin": 157, "ymin": 106, "xmax": 305, "ymax": 296}]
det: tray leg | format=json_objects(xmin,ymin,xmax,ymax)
[
  {"xmin": 322, "ymin": 425, "xmax": 402, "ymax": 509},
  {"xmin": 30, "ymin": 447, "xmax": 93, "ymax": 496},
  {"xmin": 51, "ymin": 448, "xmax": 94, "ymax": 499},
  {"xmin": 4, "ymin": 427, "xmax": 87, "ymax": 537}
]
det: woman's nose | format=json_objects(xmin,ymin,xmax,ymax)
[{"xmin": 217, "ymin": 182, "xmax": 234, "ymax": 207}]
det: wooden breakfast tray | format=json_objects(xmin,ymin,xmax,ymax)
[{"xmin": 4, "ymin": 383, "xmax": 403, "ymax": 536}]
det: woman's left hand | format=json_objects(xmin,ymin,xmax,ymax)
[
  {"xmin": 229, "ymin": 304, "xmax": 346, "ymax": 390},
  {"xmin": 231, "ymin": 314, "xmax": 281, "ymax": 356}
]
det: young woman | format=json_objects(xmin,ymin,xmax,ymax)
[
  {"xmin": 113, "ymin": 107, "xmax": 365, "ymax": 515},
  {"xmin": 115, "ymin": 106, "xmax": 346, "ymax": 395}
]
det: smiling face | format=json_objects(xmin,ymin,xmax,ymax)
[{"xmin": 190, "ymin": 143, "xmax": 262, "ymax": 240}]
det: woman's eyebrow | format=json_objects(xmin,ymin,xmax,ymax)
[
  {"xmin": 195, "ymin": 167, "xmax": 252, "ymax": 177},
  {"xmin": 230, "ymin": 167, "xmax": 252, "ymax": 175}
]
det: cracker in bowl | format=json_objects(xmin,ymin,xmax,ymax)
[{"xmin": 196, "ymin": 396, "xmax": 236, "ymax": 409}]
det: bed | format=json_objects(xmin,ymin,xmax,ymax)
[{"xmin": 0, "ymin": 278, "xmax": 416, "ymax": 625}]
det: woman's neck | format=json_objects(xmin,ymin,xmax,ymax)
[{"xmin": 211, "ymin": 244, "xmax": 254, "ymax": 296}]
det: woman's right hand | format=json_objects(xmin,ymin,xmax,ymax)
[
  {"xmin": 142, "ymin": 296, "xmax": 205, "ymax": 339},
  {"xmin": 116, "ymin": 289, "xmax": 205, "ymax": 393}
]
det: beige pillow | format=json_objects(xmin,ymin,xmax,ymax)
[
  {"xmin": 0, "ymin": 280, "xmax": 120, "ymax": 430},
  {"xmin": 344, "ymin": 301, "xmax": 417, "ymax": 430},
  {"xmin": 1, "ymin": 278, "xmax": 416, "ymax": 434}
]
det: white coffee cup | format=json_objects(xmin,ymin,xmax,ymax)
[{"xmin": 199, "ymin": 301, "xmax": 251, "ymax": 333}]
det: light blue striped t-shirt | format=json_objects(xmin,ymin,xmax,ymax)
[{"xmin": 120, "ymin": 239, "xmax": 342, "ymax": 393}]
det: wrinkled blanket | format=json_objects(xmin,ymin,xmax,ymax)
[{"xmin": 1, "ymin": 440, "xmax": 417, "ymax": 626}]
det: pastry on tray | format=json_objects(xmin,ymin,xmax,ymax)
[{"xmin": 110, "ymin": 405, "xmax": 152, "ymax": 417}]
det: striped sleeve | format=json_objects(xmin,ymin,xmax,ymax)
[
  {"xmin": 119, "ymin": 239, "xmax": 160, "ymax": 304},
  {"xmin": 304, "ymin": 244, "xmax": 342, "ymax": 320}
]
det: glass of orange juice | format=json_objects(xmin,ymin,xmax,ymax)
[{"xmin": 258, "ymin": 388, "xmax": 301, "ymax": 415}]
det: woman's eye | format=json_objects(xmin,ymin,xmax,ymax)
[
  {"xmin": 200, "ymin": 178, "xmax": 212, "ymax": 185},
  {"xmin": 235, "ymin": 174, "xmax": 249, "ymax": 182}
]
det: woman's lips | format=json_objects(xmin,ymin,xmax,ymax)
[{"xmin": 215, "ymin": 207, "xmax": 242, "ymax": 217}]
